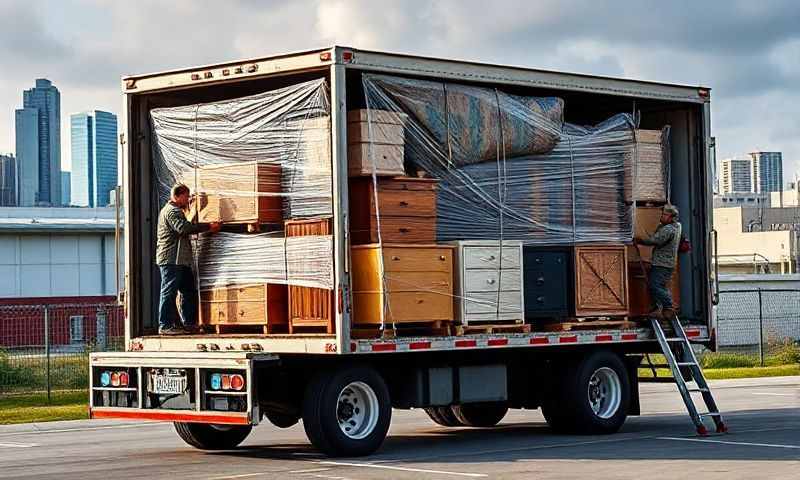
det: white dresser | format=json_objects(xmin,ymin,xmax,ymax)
[{"xmin": 450, "ymin": 240, "xmax": 525, "ymax": 325}]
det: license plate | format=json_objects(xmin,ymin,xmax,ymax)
[{"xmin": 150, "ymin": 373, "xmax": 187, "ymax": 395}]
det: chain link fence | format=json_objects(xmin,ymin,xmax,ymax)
[
  {"xmin": 0, "ymin": 303, "xmax": 124, "ymax": 400},
  {"xmin": 716, "ymin": 289, "xmax": 800, "ymax": 367}
]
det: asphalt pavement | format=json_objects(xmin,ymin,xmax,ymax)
[{"xmin": 1, "ymin": 376, "xmax": 798, "ymax": 480}]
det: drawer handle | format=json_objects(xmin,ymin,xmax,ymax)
[
  {"xmin": 537, "ymin": 277, "xmax": 544, "ymax": 285},
  {"xmin": 537, "ymin": 296, "xmax": 545, "ymax": 303},
  {"xmin": 399, "ymin": 227, "xmax": 409, "ymax": 233},
  {"xmin": 488, "ymin": 255, "xmax": 496, "ymax": 260},
  {"xmin": 399, "ymin": 201, "xmax": 409, "ymax": 207},
  {"xmin": 487, "ymin": 278, "xmax": 496, "ymax": 284},
  {"xmin": 392, "ymin": 256, "xmax": 400, "ymax": 261},
  {"xmin": 417, "ymin": 299, "xmax": 424, "ymax": 304},
  {"xmin": 439, "ymin": 255, "xmax": 446, "ymax": 261}
]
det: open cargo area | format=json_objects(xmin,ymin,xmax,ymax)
[{"xmin": 122, "ymin": 47, "xmax": 713, "ymax": 354}]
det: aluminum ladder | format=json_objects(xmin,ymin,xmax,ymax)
[{"xmin": 650, "ymin": 314, "xmax": 727, "ymax": 435}]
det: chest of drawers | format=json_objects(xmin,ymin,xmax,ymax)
[
  {"xmin": 350, "ymin": 244, "xmax": 455, "ymax": 325},
  {"xmin": 349, "ymin": 177, "xmax": 438, "ymax": 244},
  {"xmin": 451, "ymin": 241, "xmax": 524, "ymax": 325},
  {"xmin": 522, "ymin": 247, "xmax": 572, "ymax": 319}
]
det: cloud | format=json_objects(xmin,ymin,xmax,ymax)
[{"xmin": 0, "ymin": 0, "xmax": 798, "ymax": 178}]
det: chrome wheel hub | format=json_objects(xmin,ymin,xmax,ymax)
[
  {"xmin": 337, "ymin": 381, "xmax": 379, "ymax": 440},
  {"xmin": 588, "ymin": 367, "xmax": 622, "ymax": 419}
]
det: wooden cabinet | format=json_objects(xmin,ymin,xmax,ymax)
[
  {"xmin": 200, "ymin": 284, "xmax": 287, "ymax": 333},
  {"xmin": 451, "ymin": 241, "xmax": 524, "ymax": 325},
  {"xmin": 285, "ymin": 218, "xmax": 335, "ymax": 333},
  {"xmin": 351, "ymin": 244, "xmax": 455, "ymax": 325},
  {"xmin": 574, "ymin": 245, "xmax": 629, "ymax": 317},
  {"xmin": 194, "ymin": 161, "xmax": 282, "ymax": 224},
  {"xmin": 523, "ymin": 247, "xmax": 572, "ymax": 319},
  {"xmin": 349, "ymin": 176, "xmax": 438, "ymax": 244},
  {"xmin": 347, "ymin": 109, "xmax": 407, "ymax": 177}
]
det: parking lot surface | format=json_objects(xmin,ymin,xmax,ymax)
[{"xmin": 0, "ymin": 376, "xmax": 797, "ymax": 480}]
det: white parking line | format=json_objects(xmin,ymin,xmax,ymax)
[
  {"xmin": 658, "ymin": 437, "xmax": 800, "ymax": 449},
  {"xmin": 0, "ymin": 422, "xmax": 162, "ymax": 437},
  {"xmin": 0, "ymin": 442, "xmax": 39, "ymax": 448},
  {"xmin": 289, "ymin": 468, "xmax": 333, "ymax": 474},
  {"xmin": 318, "ymin": 461, "xmax": 487, "ymax": 478},
  {"xmin": 208, "ymin": 473, "xmax": 269, "ymax": 480},
  {"xmin": 751, "ymin": 392, "xmax": 794, "ymax": 396}
]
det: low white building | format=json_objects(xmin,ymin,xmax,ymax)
[{"xmin": 0, "ymin": 207, "xmax": 123, "ymax": 299}]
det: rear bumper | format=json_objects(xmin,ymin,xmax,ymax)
[
  {"xmin": 89, "ymin": 351, "xmax": 277, "ymax": 425},
  {"xmin": 90, "ymin": 407, "xmax": 250, "ymax": 425}
]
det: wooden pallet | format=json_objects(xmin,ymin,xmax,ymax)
[
  {"xmin": 454, "ymin": 323, "xmax": 531, "ymax": 336},
  {"xmin": 541, "ymin": 318, "xmax": 635, "ymax": 332},
  {"xmin": 351, "ymin": 320, "xmax": 453, "ymax": 339},
  {"xmin": 209, "ymin": 323, "xmax": 289, "ymax": 335}
]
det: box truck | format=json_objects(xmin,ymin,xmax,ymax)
[{"xmin": 90, "ymin": 47, "xmax": 721, "ymax": 456}]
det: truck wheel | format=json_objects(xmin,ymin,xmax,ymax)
[
  {"xmin": 424, "ymin": 407, "xmax": 462, "ymax": 427},
  {"xmin": 452, "ymin": 402, "xmax": 508, "ymax": 427},
  {"xmin": 174, "ymin": 422, "xmax": 252, "ymax": 450},
  {"xmin": 302, "ymin": 366, "xmax": 391, "ymax": 457},
  {"xmin": 265, "ymin": 411, "xmax": 299, "ymax": 429},
  {"xmin": 542, "ymin": 351, "xmax": 630, "ymax": 435}
]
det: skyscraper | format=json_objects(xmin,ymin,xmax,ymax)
[
  {"xmin": 71, "ymin": 110, "xmax": 118, "ymax": 207},
  {"xmin": 15, "ymin": 79, "xmax": 61, "ymax": 206},
  {"xmin": 0, "ymin": 154, "xmax": 16, "ymax": 206},
  {"xmin": 750, "ymin": 151, "xmax": 783, "ymax": 193},
  {"xmin": 720, "ymin": 158, "xmax": 753, "ymax": 194},
  {"xmin": 61, "ymin": 171, "xmax": 71, "ymax": 206}
]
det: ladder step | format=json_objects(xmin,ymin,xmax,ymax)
[
  {"xmin": 687, "ymin": 388, "xmax": 709, "ymax": 393},
  {"xmin": 665, "ymin": 338, "xmax": 686, "ymax": 342},
  {"xmin": 676, "ymin": 362, "xmax": 697, "ymax": 367},
  {"xmin": 700, "ymin": 412, "xmax": 722, "ymax": 417}
]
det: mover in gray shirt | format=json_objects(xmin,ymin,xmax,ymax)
[
  {"xmin": 156, "ymin": 184, "xmax": 220, "ymax": 335},
  {"xmin": 634, "ymin": 204, "xmax": 682, "ymax": 318}
]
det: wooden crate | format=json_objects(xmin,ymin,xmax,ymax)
[
  {"xmin": 628, "ymin": 263, "xmax": 681, "ymax": 316},
  {"xmin": 196, "ymin": 161, "xmax": 282, "ymax": 224},
  {"xmin": 200, "ymin": 283, "xmax": 287, "ymax": 333},
  {"xmin": 351, "ymin": 244, "xmax": 455, "ymax": 326},
  {"xmin": 627, "ymin": 206, "xmax": 663, "ymax": 263},
  {"xmin": 285, "ymin": 217, "xmax": 335, "ymax": 334},
  {"xmin": 624, "ymin": 129, "xmax": 667, "ymax": 203},
  {"xmin": 574, "ymin": 245, "xmax": 629, "ymax": 317},
  {"xmin": 349, "ymin": 176, "xmax": 437, "ymax": 244}
]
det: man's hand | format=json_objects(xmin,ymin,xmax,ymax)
[
  {"xmin": 633, "ymin": 237, "xmax": 641, "ymax": 245},
  {"xmin": 209, "ymin": 222, "xmax": 221, "ymax": 233}
]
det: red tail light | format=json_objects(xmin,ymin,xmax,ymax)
[
  {"xmin": 221, "ymin": 374, "xmax": 231, "ymax": 390},
  {"xmin": 119, "ymin": 372, "xmax": 130, "ymax": 387},
  {"xmin": 230, "ymin": 374, "xmax": 244, "ymax": 391},
  {"xmin": 110, "ymin": 372, "xmax": 120, "ymax": 387}
]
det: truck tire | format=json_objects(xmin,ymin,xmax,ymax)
[
  {"xmin": 451, "ymin": 402, "xmax": 508, "ymax": 427},
  {"xmin": 265, "ymin": 411, "xmax": 300, "ymax": 429},
  {"xmin": 302, "ymin": 365, "xmax": 391, "ymax": 457},
  {"xmin": 542, "ymin": 351, "xmax": 630, "ymax": 435},
  {"xmin": 174, "ymin": 422, "xmax": 252, "ymax": 450},
  {"xmin": 424, "ymin": 407, "xmax": 462, "ymax": 427}
]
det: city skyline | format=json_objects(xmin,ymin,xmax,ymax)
[{"xmin": 15, "ymin": 78, "xmax": 61, "ymax": 206}]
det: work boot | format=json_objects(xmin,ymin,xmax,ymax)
[
  {"xmin": 158, "ymin": 326, "xmax": 184, "ymax": 336},
  {"xmin": 183, "ymin": 324, "xmax": 202, "ymax": 334},
  {"xmin": 662, "ymin": 308, "xmax": 675, "ymax": 320},
  {"xmin": 647, "ymin": 306, "xmax": 663, "ymax": 319}
]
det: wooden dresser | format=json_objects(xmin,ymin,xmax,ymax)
[
  {"xmin": 349, "ymin": 177, "xmax": 437, "ymax": 244},
  {"xmin": 347, "ymin": 109, "xmax": 407, "ymax": 177},
  {"xmin": 194, "ymin": 161, "xmax": 282, "ymax": 224},
  {"xmin": 451, "ymin": 241, "xmax": 524, "ymax": 325},
  {"xmin": 350, "ymin": 244, "xmax": 455, "ymax": 325},
  {"xmin": 200, "ymin": 283, "xmax": 287, "ymax": 333}
]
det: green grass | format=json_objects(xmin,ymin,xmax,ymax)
[
  {"xmin": 0, "ymin": 391, "xmax": 88, "ymax": 425},
  {"xmin": 640, "ymin": 363, "xmax": 800, "ymax": 380}
]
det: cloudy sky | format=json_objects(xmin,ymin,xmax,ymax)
[{"xmin": 1, "ymin": 0, "xmax": 799, "ymax": 180}]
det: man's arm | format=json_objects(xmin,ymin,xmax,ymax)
[
  {"xmin": 639, "ymin": 225, "xmax": 674, "ymax": 247},
  {"xmin": 166, "ymin": 208, "xmax": 209, "ymax": 236}
]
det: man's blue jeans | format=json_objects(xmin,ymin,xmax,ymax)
[
  {"xmin": 158, "ymin": 265, "xmax": 198, "ymax": 330},
  {"xmin": 648, "ymin": 265, "xmax": 674, "ymax": 310}
]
